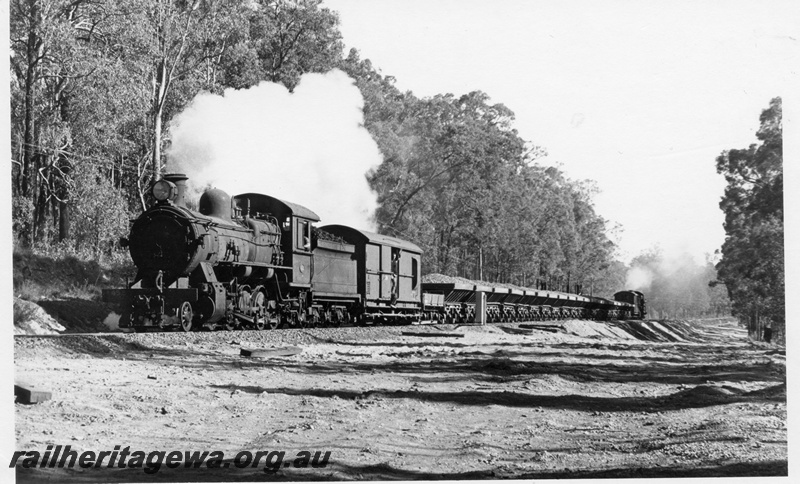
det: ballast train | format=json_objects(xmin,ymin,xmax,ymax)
[{"xmin": 103, "ymin": 174, "xmax": 646, "ymax": 332}]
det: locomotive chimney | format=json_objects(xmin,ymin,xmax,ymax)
[{"xmin": 163, "ymin": 173, "xmax": 189, "ymax": 208}]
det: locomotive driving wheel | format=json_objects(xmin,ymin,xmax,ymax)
[{"xmin": 179, "ymin": 301, "xmax": 194, "ymax": 332}]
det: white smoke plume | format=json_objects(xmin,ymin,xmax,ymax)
[
  {"xmin": 166, "ymin": 70, "xmax": 381, "ymax": 229},
  {"xmin": 625, "ymin": 248, "xmax": 705, "ymax": 291},
  {"xmin": 626, "ymin": 265, "xmax": 654, "ymax": 291}
]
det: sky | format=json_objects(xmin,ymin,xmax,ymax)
[{"xmin": 324, "ymin": 0, "xmax": 798, "ymax": 263}]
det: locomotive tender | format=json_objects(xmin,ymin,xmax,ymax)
[{"xmin": 103, "ymin": 174, "xmax": 646, "ymax": 331}]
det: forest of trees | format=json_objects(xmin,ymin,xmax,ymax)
[
  {"xmin": 10, "ymin": 0, "xmax": 624, "ymax": 296},
  {"xmin": 715, "ymin": 98, "xmax": 784, "ymax": 342},
  {"xmin": 11, "ymin": 0, "xmax": 345, "ymax": 254},
  {"xmin": 10, "ymin": 0, "xmax": 752, "ymax": 321},
  {"xmin": 342, "ymin": 50, "xmax": 626, "ymax": 293}
]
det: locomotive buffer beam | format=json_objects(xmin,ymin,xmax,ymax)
[{"xmin": 103, "ymin": 288, "xmax": 198, "ymax": 305}]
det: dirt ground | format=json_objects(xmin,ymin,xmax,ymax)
[{"xmin": 14, "ymin": 318, "xmax": 787, "ymax": 482}]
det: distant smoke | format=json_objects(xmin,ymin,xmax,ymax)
[
  {"xmin": 625, "ymin": 249, "xmax": 704, "ymax": 291},
  {"xmin": 626, "ymin": 265, "xmax": 654, "ymax": 290},
  {"xmin": 166, "ymin": 70, "xmax": 381, "ymax": 229}
]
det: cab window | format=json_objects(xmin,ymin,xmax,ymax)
[{"xmin": 296, "ymin": 220, "xmax": 311, "ymax": 251}]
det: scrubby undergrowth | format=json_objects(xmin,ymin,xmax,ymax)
[{"xmin": 12, "ymin": 245, "xmax": 135, "ymax": 333}]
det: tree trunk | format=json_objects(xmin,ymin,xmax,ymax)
[
  {"xmin": 59, "ymin": 200, "xmax": 70, "ymax": 241},
  {"xmin": 152, "ymin": 59, "xmax": 168, "ymax": 181},
  {"xmin": 33, "ymin": 155, "xmax": 49, "ymax": 243},
  {"xmin": 22, "ymin": 67, "xmax": 36, "ymax": 198},
  {"xmin": 21, "ymin": 0, "xmax": 41, "ymax": 199}
]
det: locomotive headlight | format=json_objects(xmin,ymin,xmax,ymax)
[{"xmin": 152, "ymin": 180, "xmax": 177, "ymax": 202}]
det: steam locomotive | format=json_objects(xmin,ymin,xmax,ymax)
[{"xmin": 102, "ymin": 174, "xmax": 646, "ymax": 331}]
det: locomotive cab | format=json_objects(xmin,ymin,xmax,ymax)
[{"xmin": 233, "ymin": 193, "xmax": 320, "ymax": 288}]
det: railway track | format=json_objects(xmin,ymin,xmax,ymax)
[{"xmin": 11, "ymin": 318, "xmax": 573, "ymax": 339}]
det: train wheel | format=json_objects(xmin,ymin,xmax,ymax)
[
  {"xmin": 251, "ymin": 291, "xmax": 266, "ymax": 330},
  {"xmin": 179, "ymin": 302, "xmax": 194, "ymax": 332},
  {"xmin": 279, "ymin": 312, "xmax": 293, "ymax": 329},
  {"xmin": 308, "ymin": 309, "xmax": 321, "ymax": 328},
  {"xmin": 330, "ymin": 309, "xmax": 342, "ymax": 327},
  {"xmin": 224, "ymin": 313, "xmax": 238, "ymax": 331},
  {"xmin": 295, "ymin": 311, "xmax": 307, "ymax": 328}
]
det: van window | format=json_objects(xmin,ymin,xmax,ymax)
[{"xmin": 412, "ymin": 258, "xmax": 419, "ymax": 290}]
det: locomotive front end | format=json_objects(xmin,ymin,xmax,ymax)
[
  {"xmin": 102, "ymin": 174, "xmax": 206, "ymax": 331},
  {"xmin": 127, "ymin": 173, "xmax": 212, "ymax": 284},
  {"xmin": 104, "ymin": 174, "xmax": 287, "ymax": 332}
]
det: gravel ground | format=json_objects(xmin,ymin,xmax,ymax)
[{"xmin": 14, "ymin": 318, "xmax": 787, "ymax": 481}]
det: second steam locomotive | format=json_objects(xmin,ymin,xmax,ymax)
[{"xmin": 103, "ymin": 174, "xmax": 646, "ymax": 331}]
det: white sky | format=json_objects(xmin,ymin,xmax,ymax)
[{"xmin": 325, "ymin": 0, "xmax": 799, "ymax": 263}]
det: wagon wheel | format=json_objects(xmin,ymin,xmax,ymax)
[
  {"xmin": 330, "ymin": 308, "xmax": 343, "ymax": 327},
  {"xmin": 308, "ymin": 309, "xmax": 321, "ymax": 328},
  {"xmin": 321, "ymin": 309, "xmax": 332, "ymax": 327},
  {"xmin": 179, "ymin": 301, "xmax": 194, "ymax": 332},
  {"xmin": 251, "ymin": 290, "xmax": 266, "ymax": 330}
]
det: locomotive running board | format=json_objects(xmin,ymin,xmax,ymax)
[{"xmin": 224, "ymin": 261, "xmax": 292, "ymax": 271}]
